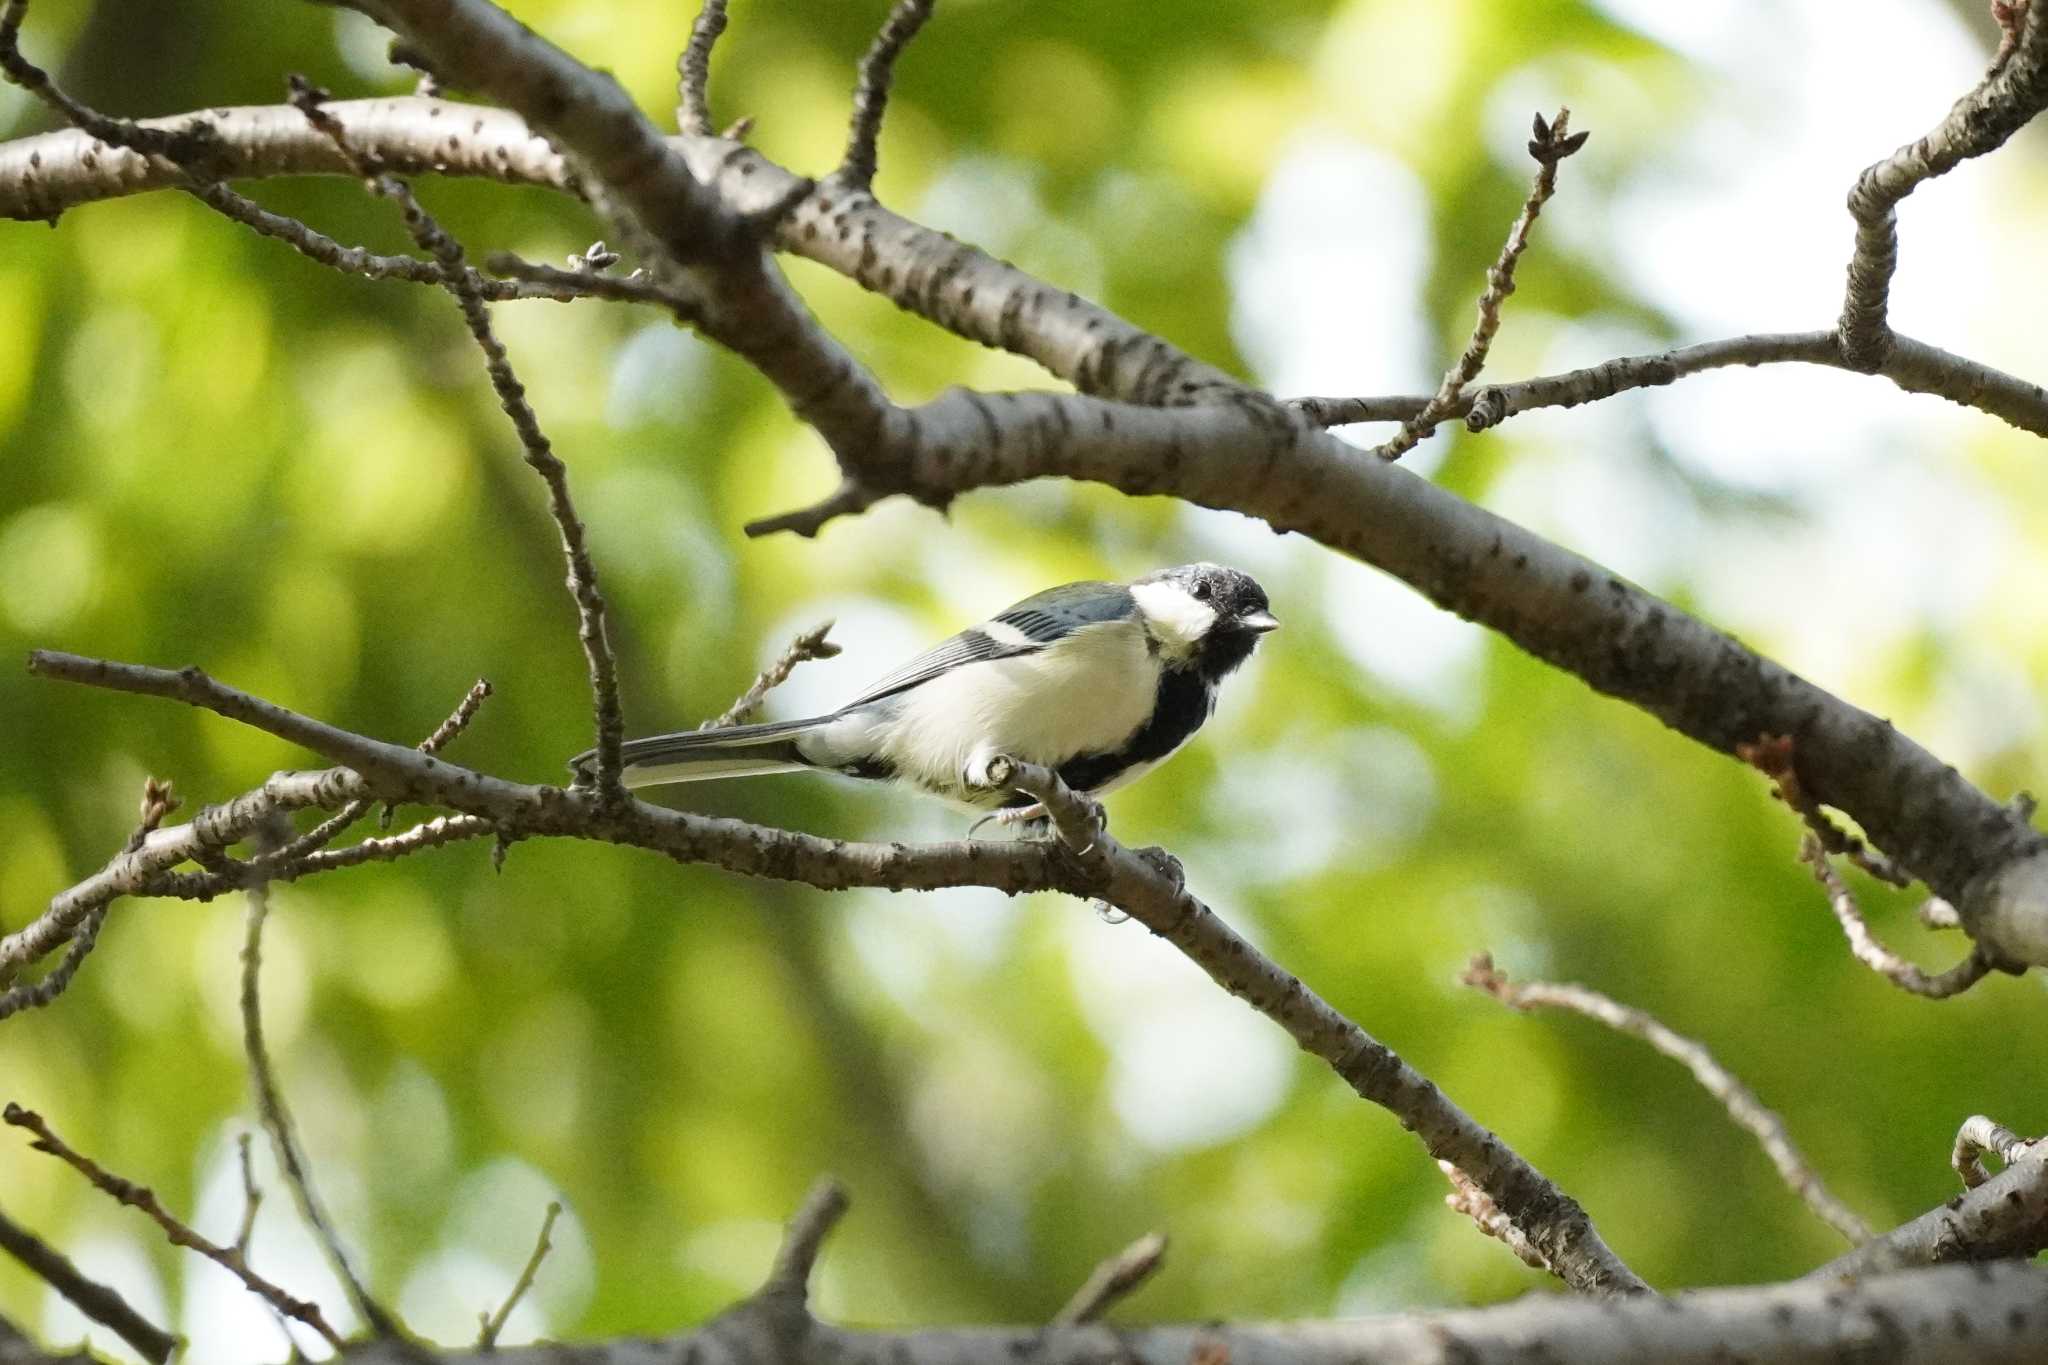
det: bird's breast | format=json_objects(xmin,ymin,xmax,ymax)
[{"xmin": 880, "ymin": 620, "xmax": 1160, "ymax": 796}]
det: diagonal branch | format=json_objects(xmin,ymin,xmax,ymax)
[
  {"xmin": 1462, "ymin": 954, "xmax": 1871, "ymax": 1244},
  {"xmin": 1371, "ymin": 108, "xmax": 1586, "ymax": 463},
  {"xmin": 989, "ymin": 758, "xmax": 1648, "ymax": 1296},
  {"xmin": 0, "ymin": 1207, "xmax": 177, "ymax": 1364},
  {"xmin": 2, "ymin": 1104, "xmax": 346, "ymax": 1350}
]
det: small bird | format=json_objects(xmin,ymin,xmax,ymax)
[{"xmin": 570, "ymin": 563, "xmax": 1277, "ymax": 814}]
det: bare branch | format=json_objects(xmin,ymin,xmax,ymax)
[
  {"xmin": 1837, "ymin": 1, "xmax": 2048, "ymax": 367},
  {"xmin": 1462, "ymin": 954, "xmax": 1871, "ymax": 1244},
  {"xmin": 1372, "ymin": 108, "xmax": 1586, "ymax": 462},
  {"xmin": 762, "ymin": 1178, "xmax": 850, "ymax": 1302},
  {"xmin": 0, "ymin": 1206, "xmax": 178, "ymax": 1364},
  {"xmin": 836, "ymin": 0, "xmax": 937, "ymax": 192},
  {"xmin": 1051, "ymin": 1233, "xmax": 1167, "ymax": 1326},
  {"xmin": 289, "ymin": 82, "xmax": 628, "ymax": 794},
  {"xmin": 2, "ymin": 1103, "xmax": 346, "ymax": 1350},
  {"xmin": 1953, "ymin": 1115, "xmax": 2037, "ymax": 1189},
  {"xmin": 1814, "ymin": 1138, "xmax": 2048, "ymax": 1278},
  {"xmin": 976, "ymin": 759, "xmax": 1649, "ymax": 1296},
  {"xmin": 242, "ymin": 878, "xmax": 399, "ymax": 1337},
  {"xmin": 1291, "ymin": 330, "xmax": 2048, "ymax": 440},
  {"xmin": 676, "ymin": 0, "xmax": 729, "ymax": 136},
  {"xmin": 487, "ymin": 254, "xmax": 706, "ymax": 315},
  {"xmin": 706, "ymin": 623, "xmax": 841, "ymax": 730},
  {"xmin": 232, "ymin": 1132, "xmax": 263, "ymax": 1256},
  {"xmin": 337, "ymin": 1261, "xmax": 2048, "ymax": 1365},
  {"xmin": 477, "ymin": 1201, "xmax": 562, "ymax": 1349},
  {"xmin": 1801, "ymin": 838, "xmax": 1995, "ymax": 997},
  {"xmin": 0, "ymin": 0, "xmax": 217, "ymax": 163}
]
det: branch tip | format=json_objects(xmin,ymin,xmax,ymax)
[
  {"xmin": 1052, "ymin": 1232, "xmax": 1167, "ymax": 1325},
  {"xmin": 763, "ymin": 1178, "xmax": 850, "ymax": 1301},
  {"xmin": 837, "ymin": 0, "xmax": 938, "ymax": 192}
]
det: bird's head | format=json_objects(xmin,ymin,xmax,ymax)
[{"xmin": 1130, "ymin": 562, "xmax": 1278, "ymax": 675}]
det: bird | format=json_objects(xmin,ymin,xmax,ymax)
[{"xmin": 569, "ymin": 563, "xmax": 1277, "ymax": 815}]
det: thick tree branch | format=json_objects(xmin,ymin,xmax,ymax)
[{"xmin": 327, "ymin": 1261, "xmax": 2048, "ymax": 1365}]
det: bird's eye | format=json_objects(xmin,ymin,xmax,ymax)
[{"xmin": 1193, "ymin": 580, "xmax": 1213, "ymax": 601}]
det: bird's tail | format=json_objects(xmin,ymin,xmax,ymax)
[{"xmin": 568, "ymin": 716, "xmax": 828, "ymax": 789}]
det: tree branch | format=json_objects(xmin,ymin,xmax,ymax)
[
  {"xmin": 242, "ymin": 875, "xmax": 399, "ymax": 1337},
  {"xmin": 1462, "ymin": 954, "xmax": 1870, "ymax": 1243},
  {"xmin": 1371, "ymin": 107, "xmax": 1586, "ymax": 462},
  {"xmin": 1836, "ymin": 0, "xmax": 2048, "ymax": 368},
  {"xmin": 834, "ymin": 0, "xmax": 935, "ymax": 192},
  {"xmin": 1813, "ymin": 1135, "xmax": 2048, "ymax": 1278},
  {"xmin": 0, "ymin": 1207, "xmax": 177, "ymax": 1365},
  {"xmin": 329, "ymin": 1261, "xmax": 2048, "ymax": 1365},
  {"xmin": 1, "ymin": 1104, "xmax": 346, "ymax": 1350},
  {"xmin": 1801, "ymin": 838, "xmax": 1996, "ymax": 996},
  {"xmin": 675, "ymin": 0, "xmax": 729, "ymax": 136}
]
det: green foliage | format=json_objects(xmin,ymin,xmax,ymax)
[{"xmin": 1, "ymin": 0, "xmax": 2042, "ymax": 1353}]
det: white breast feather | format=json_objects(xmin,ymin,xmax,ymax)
[{"xmin": 873, "ymin": 618, "xmax": 1158, "ymax": 802}]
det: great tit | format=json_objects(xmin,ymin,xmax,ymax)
[{"xmin": 569, "ymin": 563, "xmax": 1277, "ymax": 812}]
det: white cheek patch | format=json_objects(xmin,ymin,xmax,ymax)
[
  {"xmin": 1130, "ymin": 580, "xmax": 1217, "ymax": 656},
  {"xmin": 979, "ymin": 619, "xmax": 1038, "ymax": 649}
]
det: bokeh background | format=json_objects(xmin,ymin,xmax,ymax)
[{"xmin": 3, "ymin": 0, "xmax": 2046, "ymax": 1356}]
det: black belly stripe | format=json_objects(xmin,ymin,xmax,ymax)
[{"xmin": 1056, "ymin": 667, "xmax": 1216, "ymax": 795}]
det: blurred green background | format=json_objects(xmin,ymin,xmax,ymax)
[{"xmin": 3, "ymin": 0, "xmax": 2046, "ymax": 1356}]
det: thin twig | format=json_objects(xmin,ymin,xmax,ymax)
[
  {"xmin": 1462, "ymin": 954, "xmax": 1871, "ymax": 1244},
  {"xmin": 1739, "ymin": 735, "xmax": 1911, "ymax": 885},
  {"xmin": 0, "ymin": 1206, "xmax": 178, "ymax": 1364},
  {"xmin": 486, "ymin": 254, "xmax": 704, "ymax": 318},
  {"xmin": 1952, "ymin": 1115, "xmax": 2037, "ymax": 1190},
  {"xmin": 477, "ymin": 1201, "xmax": 561, "ymax": 1349},
  {"xmin": 1836, "ymin": 1, "xmax": 2048, "ymax": 368},
  {"xmin": 1370, "ymin": 108, "xmax": 1587, "ymax": 462},
  {"xmin": 0, "ymin": 0, "xmax": 218, "ymax": 162},
  {"xmin": 233, "ymin": 1132, "xmax": 263, "ymax": 1255},
  {"xmin": 0, "ymin": 905, "xmax": 107, "ymax": 1022},
  {"xmin": 836, "ymin": 0, "xmax": 937, "ymax": 191},
  {"xmin": 1439, "ymin": 1162, "xmax": 1553, "ymax": 1274},
  {"xmin": 1, "ymin": 1103, "xmax": 345, "ymax": 1350},
  {"xmin": 761, "ymin": 1178, "xmax": 849, "ymax": 1302},
  {"xmin": 705, "ymin": 622, "xmax": 840, "ymax": 730},
  {"xmin": 1050, "ymin": 1232, "xmax": 1167, "ymax": 1326},
  {"xmin": 242, "ymin": 879, "xmax": 399, "ymax": 1337},
  {"xmin": 676, "ymin": 0, "xmax": 730, "ymax": 136},
  {"xmin": 0, "ymin": 777, "xmax": 177, "ymax": 1017},
  {"xmin": 1800, "ymin": 838, "xmax": 1993, "ymax": 998},
  {"xmin": 290, "ymin": 79, "xmax": 626, "ymax": 795}
]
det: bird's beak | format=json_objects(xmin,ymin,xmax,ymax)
[{"xmin": 1240, "ymin": 610, "xmax": 1280, "ymax": 634}]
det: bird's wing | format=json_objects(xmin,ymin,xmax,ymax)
[{"xmin": 842, "ymin": 581, "xmax": 1134, "ymax": 708}]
